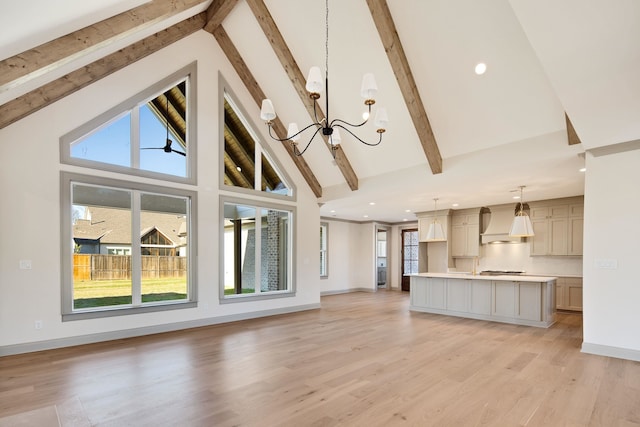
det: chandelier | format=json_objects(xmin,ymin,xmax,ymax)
[{"xmin": 259, "ymin": 0, "xmax": 388, "ymax": 158}]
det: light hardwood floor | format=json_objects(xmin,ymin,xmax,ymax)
[{"xmin": 1, "ymin": 291, "xmax": 639, "ymax": 426}]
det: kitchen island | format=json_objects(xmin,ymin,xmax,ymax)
[{"xmin": 410, "ymin": 273, "xmax": 556, "ymax": 328}]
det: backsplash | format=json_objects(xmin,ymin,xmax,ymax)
[{"xmin": 454, "ymin": 242, "xmax": 583, "ymax": 277}]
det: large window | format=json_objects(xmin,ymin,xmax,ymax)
[
  {"xmin": 221, "ymin": 199, "xmax": 294, "ymax": 301},
  {"xmin": 62, "ymin": 176, "xmax": 196, "ymax": 319},
  {"xmin": 219, "ymin": 76, "xmax": 294, "ymax": 199},
  {"xmin": 218, "ymin": 76, "xmax": 297, "ymax": 302},
  {"xmin": 60, "ymin": 63, "xmax": 197, "ymax": 184}
]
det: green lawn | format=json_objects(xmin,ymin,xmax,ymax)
[
  {"xmin": 73, "ymin": 278, "xmax": 187, "ymax": 309},
  {"xmin": 73, "ymin": 278, "xmax": 257, "ymax": 308}
]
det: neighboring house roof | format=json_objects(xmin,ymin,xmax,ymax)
[{"xmin": 72, "ymin": 206, "xmax": 186, "ymax": 246}]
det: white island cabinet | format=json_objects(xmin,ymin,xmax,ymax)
[{"xmin": 410, "ymin": 273, "xmax": 556, "ymax": 328}]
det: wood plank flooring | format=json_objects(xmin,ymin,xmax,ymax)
[{"xmin": 1, "ymin": 291, "xmax": 639, "ymax": 426}]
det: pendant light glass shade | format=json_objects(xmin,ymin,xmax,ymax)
[
  {"xmin": 360, "ymin": 73, "xmax": 378, "ymax": 100},
  {"xmin": 426, "ymin": 221, "xmax": 446, "ymax": 241},
  {"xmin": 509, "ymin": 186, "xmax": 535, "ymax": 237},
  {"xmin": 509, "ymin": 211, "xmax": 534, "ymax": 237},
  {"xmin": 260, "ymin": 99, "xmax": 276, "ymax": 121},
  {"xmin": 426, "ymin": 198, "xmax": 446, "ymax": 241},
  {"xmin": 305, "ymin": 66, "xmax": 323, "ymax": 94},
  {"xmin": 287, "ymin": 123, "xmax": 300, "ymax": 141}
]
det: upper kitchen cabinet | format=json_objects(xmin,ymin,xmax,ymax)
[
  {"xmin": 529, "ymin": 197, "xmax": 584, "ymax": 256},
  {"xmin": 417, "ymin": 210, "xmax": 451, "ymax": 242},
  {"xmin": 451, "ymin": 208, "xmax": 482, "ymax": 257}
]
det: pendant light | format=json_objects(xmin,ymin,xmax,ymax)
[
  {"xmin": 509, "ymin": 186, "xmax": 535, "ymax": 237},
  {"xmin": 426, "ymin": 198, "xmax": 446, "ymax": 241}
]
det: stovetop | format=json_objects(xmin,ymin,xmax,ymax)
[{"xmin": 478, "ymin": 270, "xmax": 525, "ymax": 276}]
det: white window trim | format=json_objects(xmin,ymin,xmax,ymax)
[
  {"xmin": 60, "ymin": 172, "xmax": 198, "ymax": 321},
  {"xmin": 219, "ymin": 195, "xmax": 296, "ymax": 303},
  {"xmin": 320, "ymin": 222, "xmax": 328, "ymax": 279},
  {"xmin": 59, "ymin": 62, "xmax": 197, "ymax": 185}
]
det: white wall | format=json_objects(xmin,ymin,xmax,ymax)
[
  {"xmin": 581, "ymin": 150, "xmax": 640, "ymax": 360},
  {"xmin": 0, "ymin": 31, "xmax": 322, "ymax": 353},
  {"xmin": 319, "ymin": 219, "xmax": 379, "ymax": 294}
]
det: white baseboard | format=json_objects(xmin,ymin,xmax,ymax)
[
  {"xmin": 0, "ymin": 303, "xmax": 320, "ymax": 357},
  {"xmin": 581, "ymin": 342, "xmax": 640, "ymax": 362},
  {"xmin": 320, "ymin": 288, "xmax": 376, "ymax": 296},
  {"xmin": 320, "ymin": 289, "xmax": 353, "ymax": 296}
]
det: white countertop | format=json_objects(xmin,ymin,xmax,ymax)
[{"xmin": 412, "ymin": 273, "xmax": 557, "ymax": 282}]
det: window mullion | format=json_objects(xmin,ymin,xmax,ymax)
[
  {"xmin": 131, "ymin": 190, "xmax": 142, "ymax": 306},
  {"xmin": 255, "ymin": 207, "xmax": 262, "ymax": 294},
  {"xmin": 131, "ymin": 106, "xmax": 140, "ymax": 169},
  {"xmin": 255, "ymin": 146, "xmax": 262, "ymax": 191}
]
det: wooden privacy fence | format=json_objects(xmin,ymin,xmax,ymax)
[{"xmin": 73, "ymin": 254, "xmax": 186, "ymax": 281}]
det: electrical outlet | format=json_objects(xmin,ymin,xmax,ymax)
[
  {"xmin": 34, "ymin": 320, "xmax": 43, "ymax": 330},
  {"xmin": 19, "ymin": 260, "xmax": 32, "ymax": 270},
  {"xmin": 595, "ymin": 259, "xmax": 618, "ymax": 269}
]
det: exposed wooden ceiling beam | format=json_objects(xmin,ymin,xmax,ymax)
[
  {"xmin": 224, "ymin": 152, "xmax": 253, "ymax": 188},
  {"xmin": 565, "ymin": 113, "xmax": 582, "ymax": 145},
  {"xmin": 0, "ymin": 13, "xmax": 206, "ymax": 130},
  {"xmin": 366, "ymin": 0, "xmax": 443, "ymax": 175},
  {"xmin": 245, "ymin": 0, "xmax": 359, "ymax": 191},
  {"xmin": 210, "ymin": 25, "xmax": 323, "ymax": 198},
  {"xmin": 204, "ymin": 0, "xmax": 240, "ymax": 33},
  {"xmin": 0, "ymin": 0, "xmax": 208, "ymax": 94}
]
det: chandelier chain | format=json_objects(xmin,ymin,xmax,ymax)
[{"xmin": 325, "ymin": 0, "xmax": 329, "ymax": 83}]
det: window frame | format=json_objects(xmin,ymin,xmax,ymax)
[
  {"xmin": 218, "ymin": 73, "xmax": 296, "ymax": 201},
  {"xmin": 59, "ymin": 62, "xmax": 197, "ymax": 185},
  {"xmin": 60, "ymin": 172, "xmax": 198, "ymax": 321},
  {"xmin": 320, "ymin": 222, "xmax": 328, "ymax": 278},
  {"xmin": 219, "ymin": 195, "xmax": 296, "ymax": 303}
]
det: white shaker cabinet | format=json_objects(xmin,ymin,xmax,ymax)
[
  {"xmin": 450, "ymin": 209, "xmax": 481, "ymax": 257},
  {"xmin": 410, "ymin": 274, "xmax": 556, "ymax": 327},
  {"xmin": 555, "ymin": 277, "xmax": 583, "ymax": 311},
  {"xmin": 530, "ymin": 199, "xmax": 583, "ymax": 256}
]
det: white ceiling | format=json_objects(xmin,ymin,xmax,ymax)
[{"xmin": 3, "ymin": 0, "xmax": 640, "ymax": 223}]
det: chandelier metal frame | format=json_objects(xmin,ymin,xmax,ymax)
[{"xmin": 260, "ymin": 0, "xmax": 388, "ymax": 159}]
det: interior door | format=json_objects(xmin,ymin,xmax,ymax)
[
  {"xmin": 401, "ymin": 229, "xmax": 419, "ymax": 291},
  {"xmin": 376, "ymin": 228, "xmax": 388, "ymax": 288}
]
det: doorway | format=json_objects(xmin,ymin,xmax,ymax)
[
  {"xmin": 401, "ymin": 228, "xmax": 419, "ymax": 291},
  {"xmin": 376, "ymin": 227, "xmax": 388, "ymax": 289}
]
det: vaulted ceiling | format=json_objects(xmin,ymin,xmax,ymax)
[{"xmin": 2, "ymin": 0, "xmax": 639, "ymax": 222}]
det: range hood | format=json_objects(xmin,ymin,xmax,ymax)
[{"xmin": 481, "ymin": 206, "xmax": 522, "ymax": 244}]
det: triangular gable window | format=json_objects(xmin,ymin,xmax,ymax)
[
  {"xmin": 61, "ymin": 64, "xmax": 196, "ymax": 184},
  {"xmin": 223, "ymin": 92, "xmax": 292, "ymax": 197}
]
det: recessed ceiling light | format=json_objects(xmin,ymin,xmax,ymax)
[
  {"xmin": 369, "ymin": 202, "xmax": 376, "ymax": 206},
  {"xmin": 405, "ymin": 209, "xmax": 411, "ymax": 213},
  {"xmin": 452, "ymin": 203, "xmax": 459, "ymax": 207},
  {"xmin": 363, "ymin": 215, "xmax": 369, "ymax": 218},
  {"xmin": 475, "ymin": 62, "xmax": 487, "ymax": 75},
  {"xmin": 579, "ymin": 167, "xmax": 586, "ymax": 172},
  {"xmin": 330, "ymin": 210, "xmax": 336, "ymax": 213},
  {"xmin": 403, "ymin": 218, "xmax": 408, "ymax": 222},
  {"xmin": 513, "ymin": 195, "xmax": 521, "ymax": 199}
]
